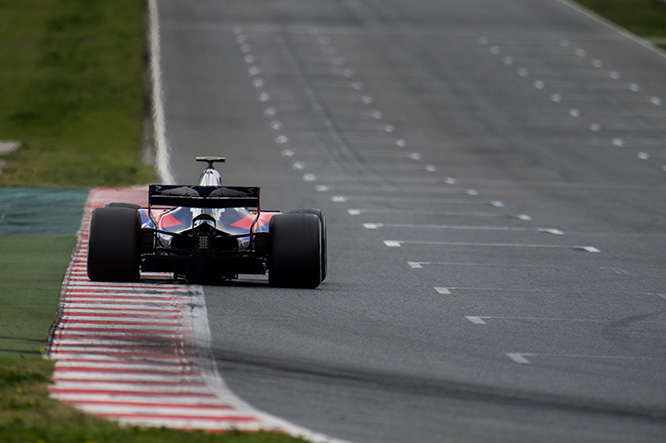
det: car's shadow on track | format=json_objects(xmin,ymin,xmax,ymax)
[
  {"xmin": 138, "ymin": 273, "xmax": 338, "ymax": 291},
  {"xmin": 138, "ymin": 276, "xmax": 269, "ymax": 288}
]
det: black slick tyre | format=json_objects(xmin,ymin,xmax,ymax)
[
  {"xmin": 87, "ymin": 207, "xmax": 141, "ymax": 282},
  {"xmin": 288, "ymin": 209, "xmax": 327, "ymax": 281},
  {"xmin": 269, "ymin": 213, "xmax": 321, "ymax": 288},
  {"xmin": 107, "ymin": 202, "xmax": 141, "ymax": 210}
]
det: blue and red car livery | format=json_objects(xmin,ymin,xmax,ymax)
[{"xmin": 87, "ymin": 157, "xmax": 326, "ymax": 288}]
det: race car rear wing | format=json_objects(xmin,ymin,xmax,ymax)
[{"xmin": 149, "ymin": 185, "xmax": 260, "ymax": 209}]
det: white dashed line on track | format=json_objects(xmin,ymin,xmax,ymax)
[
  {"xmin": 363, "ymin": 222, "xmax": 564, "ymax": 235},
  {"xmin": 465, "ymin": 315, "xmax": 609, "ymax": 325},
  {"xmin": 506, "ymin": 352, "xmax": 665, "ymax": 365},
  {"xmin": 348, "ymin": 208, "xmax": 527, "ymax": 218},
  {"xmin": 383, "ymin": 240, "xmax": 600, "ymax": 253}
]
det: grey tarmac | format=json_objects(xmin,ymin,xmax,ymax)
[{"xmin": 157, "ymin": 1, "xmax": 666, "ymax": 442}]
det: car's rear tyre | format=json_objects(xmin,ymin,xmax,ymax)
[
  {"xmin": 107, "ymin": 202, "xmax": 141, "ymax": 210},
  {"xmin": 288, "ymin": 209, "xmax": 327, "ymax": 281},
  {"xmin": 269, "ymin": 213, "xmax": 321, "ymax": 288},
  {"xmin": 88, "ymin": 207, "xmax": 141, "ymax": 282}
]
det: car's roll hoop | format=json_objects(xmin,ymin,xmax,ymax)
[
  {"xmin": 196, "ymin": 157, "xmax": 226, "ymax": 186},
  {"xmin": 196, "ymin": 156, "xmax": 226, "ymax": 169}
]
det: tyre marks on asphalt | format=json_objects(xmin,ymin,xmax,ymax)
[
  {"xmin": 233, "ymin": 26, "xmax": 307, "ymax": 180},
  {"xmin": 472, "ymin": 33, "xmax": 666, "ymax": 366},
  {"xmin": 46, "ymin": 188, "xmax": 338, "ymax": 437},
  {"xmin": 274, "ymin": 30, "xmax": 665, "ymax": 375},
  {"xmin": 232, "ymin": 24, "xmax": 444, "ymax": 190},
  {"xmin": 228, "ymin": 24, "xmax": 665, "ymax": 382},
  {"xmin": 478, "ymin": 34, "xmax": 666, "ymax": 172}
]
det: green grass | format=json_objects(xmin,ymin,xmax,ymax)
[
  {"xmin": 0, "ymin": 0, "xmax": 155, "ymax": 187},
  {"xmin": 0, "ymin": 2, "xmax": 308, "ymax": 441},
  {"xmin": 0, "ymin": 236, "xmax": 312, "ymax": 442},
  {"xmin": 0, "ymin": 357, "xmax": 309, "ymax": 443},
  {"xmin": 574, "ymin": 0, "xmax": 666, "ymax": 48},
  {"xmin": 0, "ymin": 237, "xmax": 76, "ymax": 358}
]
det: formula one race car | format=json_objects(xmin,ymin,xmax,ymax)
[{"xmin": 87, "ymin": 157, "xmax": 326, "ymax": 288}]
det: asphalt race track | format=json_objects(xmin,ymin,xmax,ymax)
[{"xmin": 156, "ymin": 1, "xmax": 666, "ymax": 441}]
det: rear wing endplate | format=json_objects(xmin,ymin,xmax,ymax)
[{"xmin": 149, "ymin": 185, "xmax": 260, "ymax": 208}]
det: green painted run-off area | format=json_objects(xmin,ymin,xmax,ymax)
[{"xmin": 0, "ymin": 188, "xmax": 88, "ymax": 357}]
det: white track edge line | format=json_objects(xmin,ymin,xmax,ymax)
[
  {"xmin": 190, "ymin": 284, "xmax": 351, "ymax": 442},
  {"xmin": 148, "ymin": 0, "xmax": 174, "ymax": 184},
  {"xmin": 559, "ymin": 0, "xmax": 666, "ymax": 61}
]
